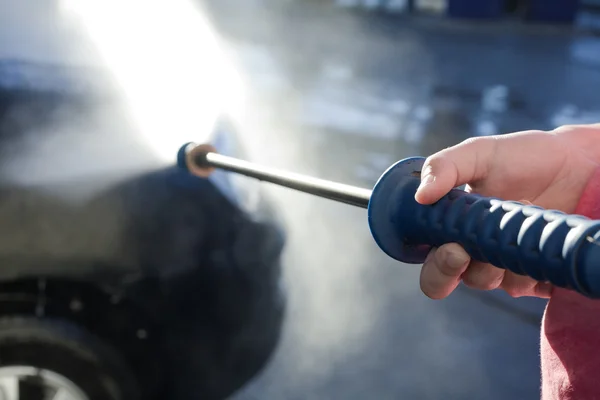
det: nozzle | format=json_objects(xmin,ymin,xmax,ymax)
[{"xmin": 177, "ymin": 142, "xmax": 218, "ymax": 178}]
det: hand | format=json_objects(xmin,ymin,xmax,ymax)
[{"xmin": 415, "ymin": 125, "xmax": 600, "ymax": 299}]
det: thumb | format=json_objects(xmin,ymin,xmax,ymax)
[
  {"xmin": 414, "ymin": 162, "xmax": 444, "ymax": 205},
  {"xmin": 413, "ymin": 156, "xmax": 464, "ymax": 205},
  {"xmin": 415, "ymin": 137, "xmax": 496, "ymax": 204}
]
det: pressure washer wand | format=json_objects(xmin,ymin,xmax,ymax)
[
  {"xmin": 177, "ymin": 142, "xmax": 600, "ymax": 299},
  {"xmin": 179, "ymin": 142, "xmax": 372, "ymax": 208}
]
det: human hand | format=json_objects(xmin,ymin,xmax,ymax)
[{"xmin": 416, "ymin": 125, "xmax": 600, "ymax": 299}]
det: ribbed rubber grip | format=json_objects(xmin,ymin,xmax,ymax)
[{"xmin": 368, "ymin": 157, "xmax": 600, "ymax": 298}]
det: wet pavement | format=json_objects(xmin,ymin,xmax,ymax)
[{"xmin": 196, "ymin": 2, "xmax": 600, "ymax": 399}]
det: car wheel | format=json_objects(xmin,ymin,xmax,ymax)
[{"xmin": 0, "ymin": 317, "xmax": 140, "ymax": 400}]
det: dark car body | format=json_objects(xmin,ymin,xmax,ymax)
[{"xmin": 0, "ymin": 5, "xmax": 287, "ymax": 398}]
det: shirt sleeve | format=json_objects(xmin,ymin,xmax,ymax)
[{"xmin": 541, "ymin": 166, "xmax": 600, "ymax": 400}]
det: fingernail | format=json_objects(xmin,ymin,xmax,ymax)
[{"xmin": 447, "ymin": 250, "xmax": 469, "ymax": 271}]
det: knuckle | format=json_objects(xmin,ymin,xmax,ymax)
[
  {"xmin": 422, "ymin": 154, "xmax": 443, "ymax": 174},
  {"xmin": 461, "ymin": 136, "xmax": 486, "ymax": 146},
  {"xmin": 462, "ymin": 274, "xmax": 483, "ymax": 289},
  {"xmin": 500, "ymin": 273, "xmax": 537, "ymax": 297},
  {"xmin": 438, "ymin": 264, "xmax": 458, "ymax": 279},
  {"xmin": 551, "ymin": 125, "xmax": 576, "ymax": 134},
  {"xmin": 462, "ymin": 268, "xmax": 502, "ymax": 291},
  {"xmin": 478, "ymin": 280, "xmax": 501, "ymax": 291},
  {"xmin": 504, "ymin": 286, "xmax": 525, "ymax": 298},
  {"xmin": 459, "ymin": 135, "xmax": 497, "ymax": 150}
]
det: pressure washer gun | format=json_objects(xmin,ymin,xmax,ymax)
[{"xmin": 177, "ymin": 142, "xmax": 600, "ymax": 299}]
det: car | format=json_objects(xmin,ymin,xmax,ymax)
[{"xmin": 0, "ymin": 2, "xmax": 287, "ymax": 400}]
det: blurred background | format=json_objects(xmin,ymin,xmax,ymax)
[{"xmin": 2, "ymin": 0, "xmax": 600, "ymax": 399}]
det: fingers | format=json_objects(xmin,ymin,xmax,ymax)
[
  {"xmin": 530, "ymin": 282, "xmax": 553, "ymax": 299},
  {"xmin": 461, "ymin": 261, "xmax": 504, "ymax": 291},
  {"xmin": 420, "ymin": 243, "xmax": 470, "ymax": 299},
  {"xmin": 499, "ymin": 272, "xmax": 553, "ymax": 299},
  {"xmin": 415, "ymin": 136, "xmax": 498, "ymax": 205},
  {"xmin": 421, "ymin": 243, "xmax": 553, "ymax": 299}
]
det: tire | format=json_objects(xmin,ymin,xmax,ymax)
[{"xmin": 0, "ymin": 317, "xmax": 140, "ymax": 400}]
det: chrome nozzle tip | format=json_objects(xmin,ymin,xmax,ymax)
[{"xmin": 177, "ymin": 142, "xmax": 217, "ymax": 178}]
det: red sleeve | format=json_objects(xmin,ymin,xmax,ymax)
[{"xmin": 541, "ymin": 166, "xmax": 600, "ymax": 400}]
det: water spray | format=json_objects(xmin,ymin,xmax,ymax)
[{"xmin": 178, "ymin": 141, "xmax": 600, "ymax": 299}]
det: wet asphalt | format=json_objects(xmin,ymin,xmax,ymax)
[{"xmin": 200, "ymin": 2, "xmax": 600, "ymax": 399}]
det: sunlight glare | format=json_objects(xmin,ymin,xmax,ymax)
[{"xmin": 60, "ymin": 0, "xmax": 245, "ymax": 163}]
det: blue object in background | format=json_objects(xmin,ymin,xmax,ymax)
[
  {"xmin": 446, "ymin": 0, "xmax": 505, "ymax": 19},
  {"xmin": 526, "ymin": 0, "xmax": 581, "ymax": 23}
]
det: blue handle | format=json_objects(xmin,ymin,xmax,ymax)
[{"xmin": 368, "ymin": 157, "xmax": 600, "ymax": 298}]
